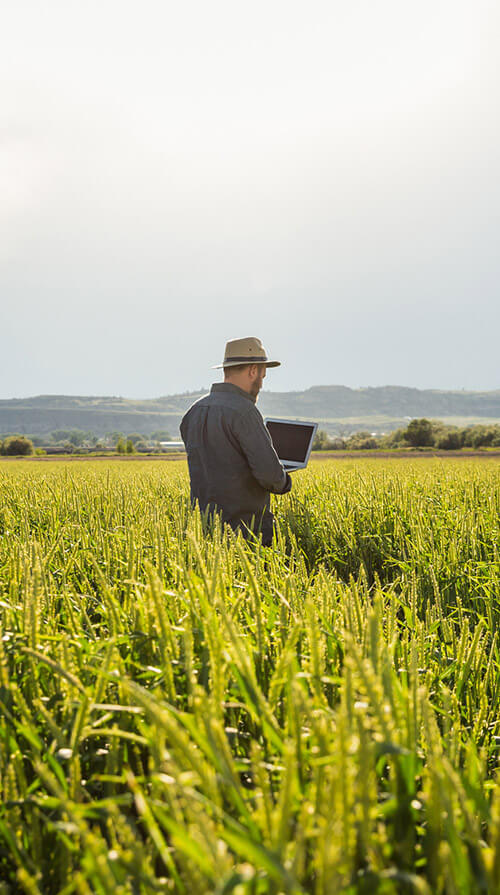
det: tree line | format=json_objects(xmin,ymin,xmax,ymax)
[
  {"xmin": 0, "ymin": 430, "xmax": 174, "ymax": 456},
  {"xmin": 2, "ymin": 419, "xmax": 500, "ymax": 456},
  {"xmin": 313, "ymin": 419, "xmax": 500, "ymax": 451}
]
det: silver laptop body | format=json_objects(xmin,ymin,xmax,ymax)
[{"xmin": 264, "ymin": 418, "xmax": 318, "ymax": 471}]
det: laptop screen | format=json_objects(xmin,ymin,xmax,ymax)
[{"xmin": 265, "ymin": 421, "xmax": 316, "ymax": 463}]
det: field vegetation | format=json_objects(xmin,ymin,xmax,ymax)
[
  {"xmin": 313, "ymin": 419, "xmax": 500, "ymax": 452},
  {"xmin": 0, "ymin": 458, "xmax": 499, "ymax": 894}
]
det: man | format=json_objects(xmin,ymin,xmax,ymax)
[{"xmin": 180, "ymin": 337, "xmax": 292, "ymax": 546}]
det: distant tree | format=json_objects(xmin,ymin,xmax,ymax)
[
  {"xmin": 405, "ymin": 418, "xmax": 434, "ymax": 447},
  {"xmin": 116, "ymin": 437, "xmax": 126, "ymax": 454},
  {"xmin": 2, "ymin": 436, "xmax": 34, "ymax": 456},
  {"xmin": 312, "ymin": 430, "xmax": 333, "ymax": 451},
  {"xmin": 127, "ymin": 433, "xmax": 148, "ymax": 445},
  {"xmin": 462, "ymin": 427, "xmax": 476, "ymax": 448},
  {"xmin": 467, "ymin": 425, "xmax": 500, "ymax": 448},
  {"xmin": 435, "ymin": 428, "xmax": 463, "ymax": 450},
  {"xmin": 51, "ymin": 429, "xmax": 91, "ymax": 446},
  {"xmin": 346, "ymin": 431, "xmax": 379, "ymax": 450},
  {"xmin": 382, "ymin": 427, "xmax": 408, "ymax": 447},
  {"xmin": 336, "ymin": 425, "xmax": 356, "ymax": 440},
  {"xmin": 150, "ymin": 430, "xmax": 172, "ymax": 441},
  {"xmin": 68, "ymin": 430, "xmax": 87, "ymax": 447},
  {"xmin": 125, "ymin": 439, "xmax": 136, "ymax": 454},
  {"xmin": 329, "ymin": 437, "xmax": 348, "ymax": 450},
  {"xmin": 51, "ymin": 429, "xmax": 74, "ymax": 443},
  {"xmin": 106, "ymin": 431, "xmax": 124, "ymax": 447}
]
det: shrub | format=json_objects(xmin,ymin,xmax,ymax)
[
  {"xmin": 346, "ymin": 431, "xmax": 379, "ymax": 450},
  {"xmin": 329, "ymin": 437, "xmax": 348, "ymax": 450},
  {"xmin": 312, "ymin": 431, "xmax": 350, "ymax": 451},
  {"xmin": 313, "ymin": 430, "xmax": 333, "ymax": 450},
  {"xmin": 466, "ymin": 425, "xmax": 500, "ymax": 448},
  {"xmin": 381, "ymin": 428, "xmax": 408, "ymax": 448},
  {"xmin": 2, "ymin": 436, "xmax": 34, "ymax": 456},
  {"xmin": 435, "ymin": 428, "xmax": 464, "ymax": 450}
]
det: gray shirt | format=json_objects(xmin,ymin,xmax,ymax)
[{"xmin": 180, "ymin": 382, "xmax": 292, "ymax": 541}]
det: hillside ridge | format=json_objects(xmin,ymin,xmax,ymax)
[{"xmin": 1, "ymin": 385, "xmax": 500, "ymax": 436}]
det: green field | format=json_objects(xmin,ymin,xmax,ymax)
[{"xmin": 1, "ymin": 458, "xmax": 499, "ymax": 894}]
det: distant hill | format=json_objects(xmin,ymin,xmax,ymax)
[{"xmin": 1, "ymin": 387, "xmax": 500, "ymax": 437}]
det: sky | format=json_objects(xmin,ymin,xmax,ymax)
[{"xmin": 1, "ymin": 0, "xmax": 499, "ymax": 398}]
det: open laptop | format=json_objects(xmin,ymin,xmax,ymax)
[{"xmin": 264, "ymin": 418, "xmax": 318, "ymax": 471}]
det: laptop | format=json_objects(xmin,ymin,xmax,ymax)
[{"xmin": 264, "ymin": 418, "xmax": 318, "ymax": 471}]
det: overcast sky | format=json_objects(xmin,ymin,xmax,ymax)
[{"xmin": 1, "ymin": 0, "xmax": 499, "ymax": 398}]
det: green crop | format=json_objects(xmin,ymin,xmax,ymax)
[{"xmin": 0, "ymin": 458, "xmax": 499, "ymax": 894}]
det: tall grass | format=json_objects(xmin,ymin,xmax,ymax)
[{"xmin": 0, "ymin": 458, "xmax": 499, "ymax": 893}]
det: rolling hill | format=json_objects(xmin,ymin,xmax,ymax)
[{"xmin": 1, "ymin": 386, "xmax": 500, "ymax": 438}]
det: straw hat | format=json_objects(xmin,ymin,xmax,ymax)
[{"xmin": 214, "ymin": 336, "xmax": 281, "ymax": 369}]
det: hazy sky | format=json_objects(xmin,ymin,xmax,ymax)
[{"xmin": 1, "ymin": 0, "xmax": 499, "ymax": 398}]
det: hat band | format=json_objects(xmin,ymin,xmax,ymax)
[{"xmin": 224, "ymin": 355, "xmax": 268, "ymax": 363}]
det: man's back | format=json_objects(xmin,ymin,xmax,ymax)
[{"xmin": 180, "ymin": 382, "xmax": 291, "ymax": 542}]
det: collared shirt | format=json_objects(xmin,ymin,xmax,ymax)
[{"xmin": 180, "ymin": 382, "xmax": 292, "ymax": 540}]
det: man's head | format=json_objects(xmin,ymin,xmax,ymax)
[
  {"xmin": 224, "ymin": 362, "xmax": 267, "ymax": 398},
  {"xmin": 215, "ymin": 337, "xmax": 280, "ymax": 400}
]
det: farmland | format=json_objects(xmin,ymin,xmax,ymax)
[{"xmin": 0, "ymin": 458, "xmax": 499, "ymax": 894}]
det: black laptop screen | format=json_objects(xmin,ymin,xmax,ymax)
[{"xmin": 265, "ymin": 421, "xmax": 314, "ymax": 463}]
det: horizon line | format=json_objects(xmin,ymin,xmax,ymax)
[{"xmin": 2, "ymin": 383, "xmax": 500, "ymax": 402}]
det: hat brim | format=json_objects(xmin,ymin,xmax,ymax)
[{"xmin": 213, "ymin": 359, "xmax": 281, "ymax": 369}]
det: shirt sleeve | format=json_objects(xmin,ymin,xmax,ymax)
[{"xmin": 235, "ymin": 407, "xmax": 292, "ymax": 494}]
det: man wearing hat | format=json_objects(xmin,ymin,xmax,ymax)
[{"xmin": 180, "ymin": 337, "xmax": 292, "ymax": 546}]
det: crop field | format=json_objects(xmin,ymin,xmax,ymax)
[{"xmin": 1, "ymin": 458, "xmax": 500, "ymax": 895}]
